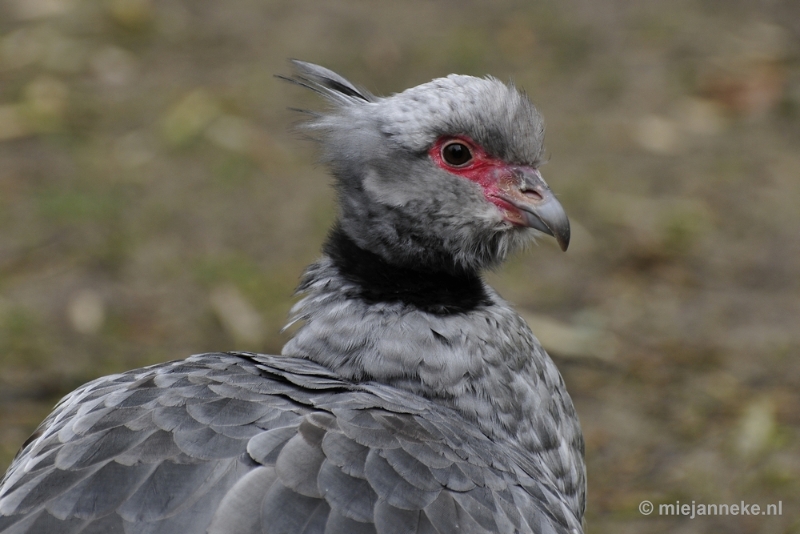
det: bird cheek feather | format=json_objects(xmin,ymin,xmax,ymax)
[{"xmin": 361, "ymin": 169, "xmax": 406, "ymax": 207}]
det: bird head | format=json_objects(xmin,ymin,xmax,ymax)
[{"xmin": 283, "ymin": 61, "xmax": 570, "ymax": 274}]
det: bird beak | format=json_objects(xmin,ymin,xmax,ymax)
[{"xmin": 497, "ymin": 167, "xmax": 571, "ymax": 251}]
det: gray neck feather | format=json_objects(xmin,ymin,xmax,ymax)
[{"xmin": 281, "ymin": 254, "xmax": 586, "ymax": 507}]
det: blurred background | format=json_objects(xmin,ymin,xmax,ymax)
[{"xmin": 1, "ymin": 0, "xmax": 799, "ymax": 532}]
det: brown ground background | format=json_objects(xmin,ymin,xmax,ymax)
[{"xmin": 1, "ymin": 0, "xmax": 799, "ymax": 532}]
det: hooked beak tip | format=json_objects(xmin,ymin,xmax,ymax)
[
  {"xmin": 556, "ymin": 225, "xmax": 571, "ymax": 251},
  {"xmin": 525, "ymin": 204, "xmax": 571, "ymax": 251}
]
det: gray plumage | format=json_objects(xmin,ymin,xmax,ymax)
[{"xmin": 0, "ymin": 61, "xmax": 585, "ymax": 533}]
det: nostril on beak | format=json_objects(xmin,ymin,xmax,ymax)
[{"xmin": 523, "ymin": 189, "xmax": 543, "ymax": 201}]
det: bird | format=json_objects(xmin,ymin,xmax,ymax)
[{"xmin": 0, "ymin": 61, "xmax": 584, "ymax": 534}]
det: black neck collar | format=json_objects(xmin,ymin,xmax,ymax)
[{"xmin": 323, "ymin": 226, "xmax": 491, "ymax": 315}]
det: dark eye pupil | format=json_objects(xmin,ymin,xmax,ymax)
[{"xmin": 442, "ymin": 143, "xmax": 472, "ymax": 166}]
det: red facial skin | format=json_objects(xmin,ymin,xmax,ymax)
[{"xmin": 428, "ymin": 136, "xmax": 533, "ymax": 227}]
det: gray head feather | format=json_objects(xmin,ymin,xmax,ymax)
[
  {"xmin": 283, "ymin": 62, "xmax": 549, "ymax": 273},
  {"xmin": 282, "ymin": 60, "xmax": 375, "ymax": 105}
]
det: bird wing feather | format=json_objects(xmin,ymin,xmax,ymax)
[{"xmin": 0, "ymin": 353, "xmax": 582, "ymax": 534}]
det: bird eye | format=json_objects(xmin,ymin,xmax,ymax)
[{"xmin": 441, "ymin": 142, "xmax": 472, "ymax": 167}]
